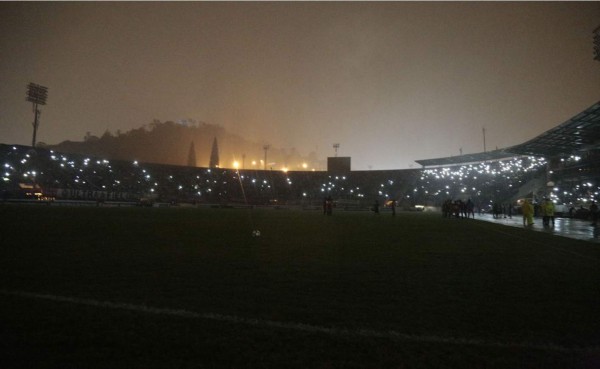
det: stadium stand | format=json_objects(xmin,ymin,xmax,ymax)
[
  {"xmin": 414, "ymin": 101, "xmax": 600, "ymax": 212},
  {"xmin": 1, "ymin": 101, "xmax": 598, "ymax": 213}
]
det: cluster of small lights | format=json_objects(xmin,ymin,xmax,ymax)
[
  {"xmin": 415, "ymin": 157, "xmax": 548, "ymax": 201},
  {"xmin": 2, "ymin": 145, "xmax": 599, "ymax": 207},
  {"xmin": 561, "ymin": 155, "xmax": 582, "ymax": 163},
  {"xmin": 561, "ymin": 182, "xmax": 600, "ymax": 205}
]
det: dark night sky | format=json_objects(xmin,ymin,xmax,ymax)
[{"xmin": 1, "ymin": 2, "xmax": 599, "ymax": 169}]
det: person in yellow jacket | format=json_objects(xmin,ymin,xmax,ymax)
[
  {"xmin": 543, "ymin": 198, "xmax": 555, "ymax": 226},
  {"xmin": 522, "ymin": 199, "xmax": 534, "ymax": 226}
]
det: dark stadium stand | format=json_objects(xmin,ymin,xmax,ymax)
[
  {"xmin": 413, "ymin": 100, "xmax": 600, "ymax": 211},
  {"xmin": 1, "ymin": 101, "xmax": 598, "ymax": 213}
]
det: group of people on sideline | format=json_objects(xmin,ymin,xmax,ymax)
[
  {"xmin": 523, "ymin": 198, "xmax": 599, "ymax": 227},
  {"xmin": 522, "ymin": 198, "xmax": 556, "ymax": 227},
  {"xmin": 321, "ymin": 195, "xmax": 599, "ymax": 228},
  {"xmin": 322, "ymin": 197, "xmax": 396, "ymax": 216},
  {"xmin": 442, "ymin": 199, "xmax": 475, "ymax": 218},
  {"xmin": 441, "ymin": 197, "xmax": 599, "ymax": 229},
  {"xmin": 491, "ymin": 202, "xmax": 513, "ymax": 219}
]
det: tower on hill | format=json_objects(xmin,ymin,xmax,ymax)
[
  {"xmin": 209, "ymin": 137, "xmax": 220, "ymax": 168},
  {"xmin": 187, "ymin": 141, "xmax": 197, "ymax": 167}
]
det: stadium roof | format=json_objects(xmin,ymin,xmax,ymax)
[
  {"xmin": 413, "ymin": 149, "xmax": 516, "ymax": 168},
  {"xmin": 504, "ymin": 101, "xmax": 600, "ymax": 157},
  {"xmin": 415, "ymin": 100, "xmax": 600, "ymax": 167}
]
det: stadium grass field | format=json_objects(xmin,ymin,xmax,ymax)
[{"xmin": 1, "ymin": 204, "xmax": 599, "ymax": 368}]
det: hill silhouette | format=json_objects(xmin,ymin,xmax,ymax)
[{"xmin": 49, "ymin": 120, "xmax": 321, "ymax": 170}]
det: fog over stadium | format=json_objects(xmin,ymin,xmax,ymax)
[{"xmin": 1, "ymin": 2, "xmax": 599, "ymax": 170}]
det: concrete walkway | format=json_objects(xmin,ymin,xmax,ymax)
[{"xmin": 475, "ymin": 213, "xmax": 600, "ymax": 244}]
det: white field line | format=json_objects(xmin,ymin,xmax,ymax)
[{"xmin": 2, "ymin": 289, "xmax": 598, "ymax": 354}]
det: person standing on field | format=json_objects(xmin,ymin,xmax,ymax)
[
  {"xmin": 543, "ymin": 198, "xmax": 555, "ymax": 226},
  {"xmin": 326, "ymin": 195, "xmax": 333, "ymax": 216},
  {"xmin": 466, "ymin": 199, "xmax": 475, "ymax": 218},
  {"xmin": 522, "ymin": 199, "xmax": 534, "ymax": 226},
  {"xmin": 590, "ymin": 201, "xmax": 598, "ymax": 226}
]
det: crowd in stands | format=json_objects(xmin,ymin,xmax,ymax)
[
  {"xmin": 417, "ymin": 157, "xmax": 547, "ymax": 212},
  {"xmin": 1, "ymin": 144, "xmax": 599, "ymax": 214}
]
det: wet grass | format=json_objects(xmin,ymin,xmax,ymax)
[{"xmin": 0, "ymin": 204, "xmax": 599, "ymax": 368}]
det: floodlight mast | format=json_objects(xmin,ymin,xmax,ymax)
[
  {"xmin": 263, "ymin": 144, "xmax": 270, "ymax": 170},
  {"xmin": 26, "ymin": 83, "xmax": 48, "ymax": 148},
  {"xmin": 333, "ymin": 143, "xmax": 340, "ymax": 157},
  {"xmin": 482, "ymin": 127, "xmax": 487, "ymax": 153}
]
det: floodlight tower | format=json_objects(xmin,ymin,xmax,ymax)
[
  {"xmin": 482, "ymin": 127, "xmax": 487, "ymax": 153},
  {"xmin": 263, "ymin": 144, "xmax": 270, "ymax": 170},
  {"xmin": 333, "ymin": 143, "xmax": 340, "ymax": 157},
  {"xmin": 26, "ymin": 83, "xmax": 48, "ymax": 148}
]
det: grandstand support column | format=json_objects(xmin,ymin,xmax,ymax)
[
  {"xmin": 546, "ymin": 161, "xmax": 553, "ymax": 198},
  {"xmin": 545, "ymin": 157, "xmax": 560, "ymax": 198}
]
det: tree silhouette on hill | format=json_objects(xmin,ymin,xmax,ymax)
[{"xmin": 49, "ymin": 120, "xmax": 321, "ymax": 170}]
